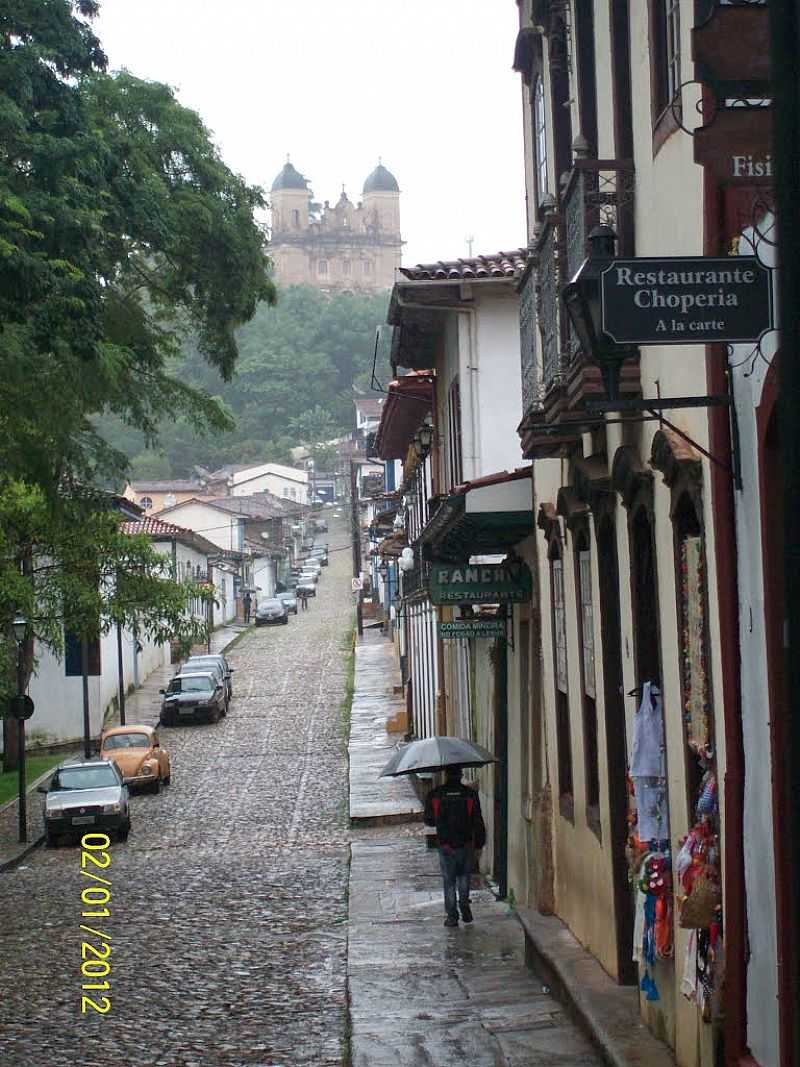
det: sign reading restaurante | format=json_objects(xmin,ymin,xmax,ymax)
[
  {"xmin": 601, "ymin": 256, "xmax": 773, "ymax": 345},
  {"xmin": 429, "ymin": 562, "xmax": 532, "ymax": 606}
]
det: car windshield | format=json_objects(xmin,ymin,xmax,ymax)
[
  {"xmin": 186, "ymin": 657, "xmax": 225, "ymax": 671},
  {"xmin": 53, "ymin": 765, "xmax": 118, "ymax": 790},
  {"xmin": 260, "ymin": 600, "xmax": 282, "ymax": 609},
  {"xmin": 102, "ymin": 733, "xmax": 150, "ymax": 751},
  {"xmin": 167, "ymin": 676, "xmax": 213, "ymax": 693}
]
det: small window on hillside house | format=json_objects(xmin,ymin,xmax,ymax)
[
  {"xmin": 318, "ymin": 259, "xmax": 328, "ymax": 275},
  {"xmin": 292, "ymin": 209, "xmax": 300, "ymax": 228},
  {"xmin": 140, "ymin": 496, "xmax": 153, "ymax": 511}
]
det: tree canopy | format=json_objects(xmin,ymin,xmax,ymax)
[
  {"xmin": 0, "ymin": 0, "xmax": 274, "ymax": 683},
  {"xmin": 106, "ymin": 284, "xmax": 390, "ymax": 477}
]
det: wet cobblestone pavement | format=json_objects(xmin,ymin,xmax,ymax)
[{"xmin": 0, "ymin": 523, "xmax": 354, "ymax": 1067}]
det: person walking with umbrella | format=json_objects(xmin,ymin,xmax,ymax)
[{"xmin": 424, "ymin": 764, "xmax": 486, "ymax": 927}]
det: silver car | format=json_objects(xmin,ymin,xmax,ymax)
[{"xmin": 39, "ymin": 759, "xmax": 131, "ymax": 845}]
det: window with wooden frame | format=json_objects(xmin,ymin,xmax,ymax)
[
  {"xmin": 548, "ymin": 13, "xmax": 574, "ymax": 188},
  {"xmin": 574, "ymin": 528, "xmax": 600, "ymax": 836},
  {"xmin": 532, "ymin": 73, "xmax": 549, "ymax": 206},
  {"xmin": 550, "ymin": 538, "xmax": 573, "ymax": 817},
  {"xmin": 446, "ymin": 379, "xmax": 463, "ymax": 489},
  {"xmin": 649, "ymin": 0, "xmax": 682, "ymax": 149},
  {"xmin": 574, "ymin": 0, "xmax": 598, "ymax": 157}
]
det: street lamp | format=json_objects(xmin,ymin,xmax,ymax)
[
  {"xmin": 11, "ymin": 614, "xmax": 31, "ymax": 843},
  {"xmin": 562, "ymin": 225, "xmax": 637, "ymax": 402}
]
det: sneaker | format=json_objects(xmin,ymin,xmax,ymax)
[
  {"xmin": 460, "ymin": 903, "xmax": 473, "ymax": 924},
  {"xmin": 443, "ymin": 916, "xmax": 459, "ymax": 928}
]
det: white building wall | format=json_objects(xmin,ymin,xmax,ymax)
[
  {"xmin": 157, "ymin": 501, "xmax": 242, "ymax": 553},
  {"xmin": 474, "ymin": 290, "xmax": 524, "ymax": 477},
  {"xmin": 729, "ymin": 229, "xmax": 779, "ymax": 1067},
  {"xmin": 26, "ymin": 627, "xmax": 167, "ymax": 749}
]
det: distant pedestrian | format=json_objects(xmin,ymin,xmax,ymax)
[
  {"xmin": 242, "ymin": 592, "xmax": 252, "ymax": 623},
  {"xmin": 424, "ymin": 765, "xmax": 486, "ymax": 927},
  {"xmin": 298, "ymin": 588, "xmax": 309, "ymax": 611}
]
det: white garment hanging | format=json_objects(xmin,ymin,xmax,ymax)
[{"xmin": 630, "ymin": 681, "xmax": 666, "ymax": 778}]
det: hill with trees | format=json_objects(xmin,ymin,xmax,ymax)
[{"xmin": 104, "ymin": 284, "xmax": 390, "ymax": 479}]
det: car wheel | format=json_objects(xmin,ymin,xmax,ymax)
[
  {"xmin": 282, "ymin": 616, "xmax": 289, "ymax": 625},
  {"xmin": 150, "ymin": 775, "xmax": 163, "ymax": 795},
  {"xmin": 117, "ymin": 821, "xmax": 131, "ymax": 842}
]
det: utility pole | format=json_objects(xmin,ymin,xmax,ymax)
[
  {"xmin": 350, "ymin": 459, "xmax": 363, "ymax": 636},
  {"xmin": 769, "ymin": 4, "xmax": 800, "ymax": 1061},
  {"xmin": 81, "ymin": 637, "xmax": 91, "ymax": 760},
  {"xmin": 116, "ymin": 621, "xmax": 126, "ymax": 727}
]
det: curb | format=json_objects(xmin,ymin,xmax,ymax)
[
  {"xmin": 515, "ymin": 906, "xmax": 676, "ymax": 1067},
  {"xmin": 0, "ymin": 832, "xmax": 45, "ymax": 874}
]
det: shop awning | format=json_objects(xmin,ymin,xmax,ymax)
[{"xmin": 418, "ymin": 468, "xmax": 533, "ymax": 563}]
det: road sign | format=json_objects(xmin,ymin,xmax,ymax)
[
  {"xmin": 8, "ymin": 695, "xmax": 34, "ymax": 720},
  {"xmin": 601, "ymin": 256, "xmax": 773, "ymax": 345},
  {"xmin": 438, "ymin": 619, "xmax": 507, "ymax": 640},
  {"xmin": 351, "ymin": 577, "xmax": 363, "ymax": 592},
  {"xmin": 428, "ymin": 562, "xmax": 532, "ymax": 606}
]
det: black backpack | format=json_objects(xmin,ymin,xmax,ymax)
[{"xmin": 432, "ymin": 786, "xmax": 486, "ymax": 849}]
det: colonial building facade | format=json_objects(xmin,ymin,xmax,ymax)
[
  {"xmin": 268, "ymin": 159, "xmax": 402, "ymax": 292},
  {"xmin": 368, "ymin": 3, "xmax": 781, "ymax": 1067}
]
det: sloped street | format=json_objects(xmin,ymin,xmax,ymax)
[{"xmin": 0, "ymin": 528, "xmax": 354, "ymax": 1067}]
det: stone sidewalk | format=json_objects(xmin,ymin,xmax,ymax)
[
  {"xmin": 347, "ymin": 630, "xmax": 603, "ymax": 1067},
  {"xmin": 0, "ymin": 623, "xmax": 245, "ymax": 870}
]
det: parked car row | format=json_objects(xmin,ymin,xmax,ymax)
[
  {"xmin": 260, "ymin": 543, "xmax": 329, "ymax": 618},
  {"xmin": 159, "ymin": 652, "xmax": 233, "ymax": 725},
  {"xmin": 40, "ymin": 652, "xmax": 239, "ymax": 846}
]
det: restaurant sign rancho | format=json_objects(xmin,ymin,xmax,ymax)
[
  {"xmin": 601, "ymin": 256, "xmax": 773, "ymax": 345},
  {"xmin": 428, "ymin": 562, "xmax": 532, "ymax": 606}
]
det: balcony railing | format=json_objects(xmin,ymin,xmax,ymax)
[{"xmin": 518, "ymin": 158, "xmax": 639, "ymax": 457}]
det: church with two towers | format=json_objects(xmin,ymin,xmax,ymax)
[{"xmin": 268, "ymin": 159, "xmax": 402, "ymax": 293}]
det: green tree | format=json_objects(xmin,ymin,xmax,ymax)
[{"xmin": 0, "ymin": 1, "xmax": 274, "ymax": 743}]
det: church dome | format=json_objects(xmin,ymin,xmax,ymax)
[
  {"xmin": 363, "ymin": 162, "xmax": 399, "ymax": 194},
  {"xmin": 271, "ymin": 160, "xmax": 308, "ymax": 192}
]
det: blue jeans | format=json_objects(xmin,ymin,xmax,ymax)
[{"xmin": 438, "ymin": 846, "xmax": 473, "ymax": 919}]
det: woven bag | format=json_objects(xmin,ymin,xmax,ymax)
[{"xmin": 679, "ymin": 868, "xmax": 721, "ymax": 929}]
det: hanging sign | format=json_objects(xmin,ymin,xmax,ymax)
[
  {"xmin": 600, "ymin": 256, "xmax": 773, "ymax": 345},
  {"xmin": 438, "ymin": 619, "xmax": 506, "ymax": 640},
  {"xmin": 428, "ymin": 562, "xmax": 532, "ymax": 605}
]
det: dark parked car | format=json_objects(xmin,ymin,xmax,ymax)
[
  {"xmin": 177, "ymin": 660, "xmax": 229, "ymax": 710},
  {"xmin": 39, "ymin": 759, "xmax": 131, "ymax": 845},
  {"xmin": 255, "ymin": 597, "xmax": 289, "ymax": 626},
  {"xmin": 277, "ymin": 591, "xmax": 298, "ymax": 615},
  {"xmin": 159, "ymin": 672, "xmax": 227, "ymax": 725},
  {"xmin": 183, "ymin": 653, "xmax": 235, "ymax": 698}
]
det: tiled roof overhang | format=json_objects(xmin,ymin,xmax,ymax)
[
  {"xmin": 417, "ymin": 467, "xmax": 533, "ymax": 563},
  {"xmin": 374, "ymin": 373, "xmax": 435, "ymax": 459}
]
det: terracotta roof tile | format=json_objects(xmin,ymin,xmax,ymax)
[{"xmin": 399, "ymin": 249, "xmax": 528, "ymax": 283}]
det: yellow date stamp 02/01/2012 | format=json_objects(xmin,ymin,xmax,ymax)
[{"xmin": 79, "ymin": 832, "xmax": 113, "ymax": 1015}]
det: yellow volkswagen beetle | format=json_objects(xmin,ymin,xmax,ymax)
[{"xmin": 100, "ymin": 725, "xmax": 171, "ymax": 793}]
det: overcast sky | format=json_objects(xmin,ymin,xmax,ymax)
[{"xmin": 93, "ymin": 0, "xmax": 527, "ymax": 266}]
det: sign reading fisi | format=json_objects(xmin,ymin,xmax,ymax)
[
  {"xmin": 601, "ymin": 256, "xmax": 773, "ymax": 346},
  {"xmin": 429, "ymin": 562, "xmax": 532, "ymax": 605}
]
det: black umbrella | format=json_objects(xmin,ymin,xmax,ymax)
[{"xmin": 380, "ymin": 736, "xmax": 497, "ymax": 778}]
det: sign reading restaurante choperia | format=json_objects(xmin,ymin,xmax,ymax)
[
  {"xmin": 429, "ymin": 562, "xmax": 532, "ymax": 606},
  {"xmin": 601, "ymin": 255, "xmax": 773, "ymax": 346}
]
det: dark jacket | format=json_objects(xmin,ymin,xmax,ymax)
[{"xmin": 424, "ymin": 781, "xmax": 486, "ymax": 850}]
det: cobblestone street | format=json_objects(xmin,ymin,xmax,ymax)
[{"xmin": 0, "ymin": 521, "xmax": 354, "ymax": 1067}]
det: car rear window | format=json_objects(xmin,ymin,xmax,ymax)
[
  {"xmin": 54, "ymin": 765, "xmax": 119, "ymax": 790},
  {"xmin": 167, "ymin": 676, "xmax": 214, "ymax": 693},
  {"xmin": 103, "ymin": 733, "xmax": 150, "ymax": 750}
]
